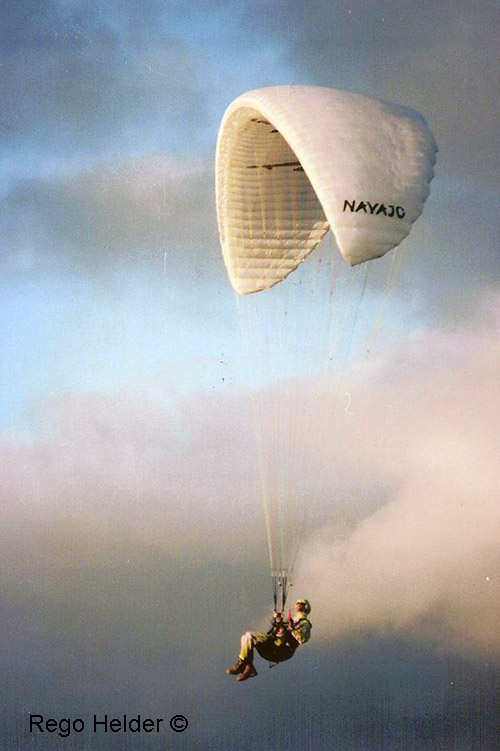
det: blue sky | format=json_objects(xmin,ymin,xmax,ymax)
[
  {"xmin": 2, "ymin": 0, "xmax": 498, "ymax": 431},
  {"xmin": 1, "ymin": 0, "xmax": 293, "ymax": 430}
]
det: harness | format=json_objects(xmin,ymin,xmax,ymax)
[{"xmin": 263, "ymin": 615, "xmax": 312, "ymax": 667}]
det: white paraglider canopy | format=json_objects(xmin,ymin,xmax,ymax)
[{"xmin": 216, "ymin": 85, "xmax": 437, "ymax": 295}]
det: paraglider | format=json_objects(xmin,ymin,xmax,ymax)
[
  {"xmin": 226, "ymin": 599, "xmax": 312, "ymax": 681},
  {"xmin": 216, "ymin": 86, "xmax": 436, "ymax": 670}
]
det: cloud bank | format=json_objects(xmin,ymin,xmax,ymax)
[
  {"xmin": 1, "ymin": 293, "xmax": 498, "ymax": 655},
  {"xmin": 2, "ymin": 153, "xmax": 219, "ymax": 276},
  {"xmin": 294, "ymin": 293, "xmax": 500, "ymax": 653}
]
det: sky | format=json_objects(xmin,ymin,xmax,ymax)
[{"xmin": 1, "ymin": 1, "xmax": 499, "ymax": 749}]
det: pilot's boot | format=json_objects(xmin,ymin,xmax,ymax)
[
  {"xmin": 237, "ymin": 662, "xmax": 258, "ymax": 681},
  {"xmin": 226, "ymin": 658, "xmax": 246, "ymax": 675}
]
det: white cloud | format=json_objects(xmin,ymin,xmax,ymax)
[
  {"xmin": 1, "ymin": 292, "xmax": 498, "ymax": 653},
  {"xmin": 294, "ymin": 295, "xmax": 500, "ymax": 653}
]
